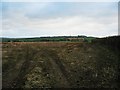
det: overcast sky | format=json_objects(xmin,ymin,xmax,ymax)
[{"xmin": 1, "ymin": 2, "xmax": 118, "ymax": 38}]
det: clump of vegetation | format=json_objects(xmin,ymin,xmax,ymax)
[{"xmin": 24, "ymin": 67, "xmax": 51, "ymax": 88}]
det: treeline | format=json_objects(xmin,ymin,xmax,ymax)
[
  {"xmin": 92, "ymin": 35, "xmax": 120, "ymax": 52},
  {"xmin": 1, "ymin": 36, "xmax": 95, "ymax": 42}
]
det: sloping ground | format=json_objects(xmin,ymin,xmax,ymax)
[{"xmin": 2, "ymin": 42, "xmax": 119, "ymax": 88}]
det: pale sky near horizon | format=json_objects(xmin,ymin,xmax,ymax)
[{"xmin": 1, "ymin": 2, "xmax": 118, "ymax": 38}]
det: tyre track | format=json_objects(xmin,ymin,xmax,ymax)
[{"xmin": 42, "ymin": 49, "xmax": 71, "ymax": 88}]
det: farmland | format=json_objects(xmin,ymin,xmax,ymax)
[{"xmin": 2, "ymin": 36, "xmax": 120, "ymax": 88}]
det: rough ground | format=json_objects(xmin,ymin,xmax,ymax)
[{"xmin": 2, "ymin": 42, "xmax": 119, "ymax": 88}]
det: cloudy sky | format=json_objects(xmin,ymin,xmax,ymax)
[{"xmin": 1, "ymin": 2, "xmax": 118, "ymax": 38}]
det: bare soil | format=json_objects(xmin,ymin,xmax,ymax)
[{"xmin": 2, "ymin": 42, "xmax": 119, "ymax": 88}]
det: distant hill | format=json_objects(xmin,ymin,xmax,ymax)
[{"xmin": 1, "ymin": 36, "xmax": 96, "ymax": 42}]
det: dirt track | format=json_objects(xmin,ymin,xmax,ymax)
[{"xmin": 41, "ymin": 49, "xmax": 71, "ymax": 87}]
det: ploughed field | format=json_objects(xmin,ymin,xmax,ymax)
[{"xmin": 2, "ymin": 42, "xmax": 119, "ymax": 88}]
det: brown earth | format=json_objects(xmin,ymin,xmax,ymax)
[{"xmin": 2, "ymin": 42, "xmax": 119, "ymax": 88}]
